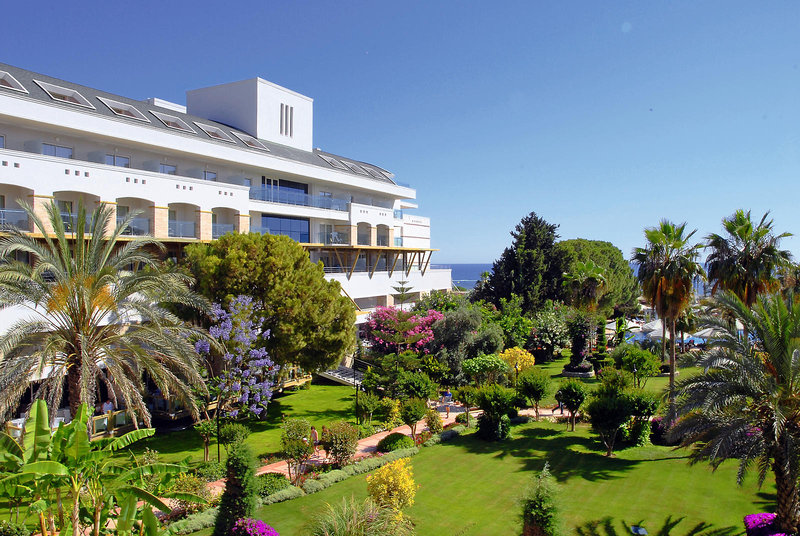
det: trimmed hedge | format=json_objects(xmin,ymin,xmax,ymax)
[{"xmin": 376, "ymin": 432, "xmax": 415, "ymax": 452}]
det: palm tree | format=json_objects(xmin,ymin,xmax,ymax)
[
  {"xmin": 0, "ymin": 200, "xmax": 211, "ymax": 424},
  {"xmin": 562, "ymin": 260, "xmax": 607, "ymax": 312},
  {"xmin": 705, "ymin": 209, "xmax": 792, "ymax": 308},
  {"xmin": 672, "ymin": 290, "xmax": 800, "ymax": 534},
  {"xmin": 632, "ymin": 220, "xmax": 704, "ymax": 410}
]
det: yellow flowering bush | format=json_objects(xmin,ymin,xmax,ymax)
[
  {"xmin": 500, "ymin": 347, "xmax": 536, "ymax": 373},
  {"xmin": 366, "ymin": 458, "xmax": 418, "ymax": 511}
]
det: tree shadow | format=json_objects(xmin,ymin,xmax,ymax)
[
  {"xmin": 753, "ymin": 491, "xmax": 777, "ymax": 511},
  {"xmin": 574, "ymin": 515, "xmax": 739, "ymax": 536}
]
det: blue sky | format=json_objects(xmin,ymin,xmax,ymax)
[{"xmin": 3, "ymin": 2, "xmax": 799, "ymax": 263}]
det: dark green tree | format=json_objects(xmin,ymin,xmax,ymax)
[
  {"xmin": 212, "ymin": 442, "xmax": 257, "ymax": 536},
  {"xmin": 392, "ymin": 279, "xmax": 414, "ymax": 308},
  {"xmin": 473, "ymin": 212, "xmax": 570, "ymax": 314},
  {"xmin": 517, "ymin": 367, "xmax": 552, "ymax": 420},
  {"xmin": 400, "ymin": 398, "xmax": 428, "ymax": 441},
  {"xmin": 184, "ymin": 232, "xmax": 356, "ymax": 372},
  {"xmin": 555, "ymin": 379, "xmax": 587, "ymax": 431}
]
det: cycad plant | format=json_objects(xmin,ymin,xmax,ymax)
[
  {"xmin": 0, "ymin": 200, "xmax": 211, "ymax": 423},
  {"xmin": 672, "ymin": 290, "xmax": 800, "ymax": 534}
]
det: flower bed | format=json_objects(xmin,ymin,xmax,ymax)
[{"xmin": 743, "ymin": 513, "xmax": 789, "ymax": 536}]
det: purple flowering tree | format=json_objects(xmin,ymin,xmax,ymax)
[{"xmin": 196, "ymin": 295, "xmax": 280, "ymax": 419}]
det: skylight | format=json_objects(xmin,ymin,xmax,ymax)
[
  {"xmin": 343, "ymin": 161, "xmax": 369, "ymax": 176},
  {"xmin": 194, "ymin": 122, "xmax": 235, "ymax": 143},
  {"xmin": 231, "ymin": 131, "xmax": 269, "ymax": 151},
  {"xmin": 0, "ymin": 71, "xmax": 27, "ymax": 93},
  {"xmin": 97, "ymin": 97, "xmax": 150, "ymax": 122},
  {"xmin": 150, "ymin": 111, "xmax": 195, "ymax": 133},
  {"xmin": 365, "ymin": 167, "xmax": 388, "ymax": 181},
  {"xmin": 34, "ymin": 80, "xmax": 95, "ymax": 108},
  {"xmin": 318, "ymin": 154, "xmax": 348, "ymax": 171}
]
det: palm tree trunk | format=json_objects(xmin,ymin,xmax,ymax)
[
  {"xmin": 67, "ymin": 355, "xmax": 82, "ymax": 418},
  {"xmin": 773, "ymin": 449, "xmax": 799, "ymax": 533},
  {"xmin": 660, "ymin": 322, "xmax": 666, "ymax": 362},
  {"xmin": 669, "ymin": 318, "xmax": 677, "ymax": 419}
]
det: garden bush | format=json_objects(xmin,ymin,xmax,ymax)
[
  {"xmin": 170, "ymin": 506, "xmax": 220, "ymax": 535},
  {"xmin": 195, "ymin": 461, "xmax": 226, "ymax": 482},
  {"xmin": 367, "ymin": 458, "xmax": 418, "ymax": 511},
  {"xmin": 377, "ymin": 432, "xmax": 415, "ymax": 452},
  {"xmin": 474, "ymin": 383, "xmax": 516, "ymax": 440},
  {"xmin": 213, "ymin": 441, "xmax": 258, "ymax": 536},
  {"xmin": 323, "ymin": 420, "xmax": 359, "ymax": 467},
  {"xmin": 357, "ymin": 423, "xmax": 378, "ymax": 438},
  {"xmin": 0, "ymin": 521, "xmax": 30, "ymax": 536},
  {"xmin": 261, "ymin": 486, "xmax": 305, "ymax": 505},
  {"xmin": 377, "ymin": 398, "xmax": 403, "ymax": 429},
  {"xmin": 231, "ymin": 518, "xmax": 279, "ymax": 536},
  {"xmin": 455, "ymin": 412, "xmax": 470, "ymax": 425},
  {"xmin": 281, "ymin": 418, "xmax": 313, "ymax": 484},
  {"xmin": 169, "ymin": 472, "xmax": 213, "ymax": 515},
  {"xmin": 356, "ymin": 391, "xmax": 381, "ymax": 425},
  {"xmin": 585, "ymin": 394, "xmax": 632, "ymax": 457},
  {"xmin": 307, "ymin": 497, "xmax": 415, "ymax": 536},
  {"xmin": 520, "ymin": 463, "xmax": 561, "ymax": 536},
  {"xmin": 400, "ymin": 398, "xmax": 428, "ymax": 440},
  {"xmin": 477, "ymin": 413, "xmax": 511, "ymax": 441},
  {"xmin": 256, "ymin": 472, "xmax": 291, "ymax": 498},
  {"xmin": 219, "ymin": 422, "xmax": 252, "ymax": 451},
  {"xmin": 554, "ymin": 379, "xmax": 587, "ymax": 431},
  {"xmin": 425, "ymin": 408, "xmax": 443, "ymax": 434},
  {"xmin": 396, "ymin": 370, "xmax": 438, "ymax": 400},
  {"xmin": 517, "ymin": 367, "xmax": 552, "ymax": 420}
]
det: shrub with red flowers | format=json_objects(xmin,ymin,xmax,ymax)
[
  {"xmin": 232, "ymin": 518, "xmax": 280, "ymax": 536},
  {"xmin": 365, "ymin": 306, "xmax": 443, "ymax": 355},
  {"xmin": 743, "ymin": 513, "xmax": 788, "ymax": 536}
]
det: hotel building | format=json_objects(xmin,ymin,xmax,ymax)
[{"xmin": 0, "ymin": 62, "xmax": 452, "ymax": 321}]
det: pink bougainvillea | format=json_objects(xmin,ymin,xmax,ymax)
[
  {"xmin": 365, "ymin": 306, "xmax": 443, "ymax": 355},
  {"xmin": 743, "ymin": 513, "xmax": 788, "ymax": 536}
]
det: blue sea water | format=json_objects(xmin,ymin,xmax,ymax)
[{"xmin": 431, "ymin": 263, "xmax": 492, "ymax": 289}]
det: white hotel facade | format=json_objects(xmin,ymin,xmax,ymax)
[{"xmin": 0, "ymin": 63, "xmax": 451, "ymax": 319}]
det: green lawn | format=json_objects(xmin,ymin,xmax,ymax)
[
  {"xmin": 128, "ymin": 381, "xmax": 356, "ymax": 464},
  {"xmin": 244, "ymin": 421, "xmax": 766, "ymax": 536}
]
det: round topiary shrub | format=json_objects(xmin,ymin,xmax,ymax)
[
  {"xmin": 256, "ymin": 472, "xmax": 291, "ymax": 498},
  {"xmin": 455, "ymin": 412, "xmax": 469, "ymax": 425},
  {"xmin": 376, "ymin": 432, "xmax": 414, "ymax": 453}
]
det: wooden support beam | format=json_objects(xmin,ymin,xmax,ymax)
[
  {"xmin": 389, "ymin": 251, "xmax": 400, "ymax": 277},
  {"xmin": 349, "ymin": 249, "xmax": 361, "ymax": 279},
  {"xmin": 421, "ymin": 251, "xmax": 432, "ymax": 276},
  {"xmin": 370, "ymin": 251, "xmax": 381, "ymax": 278},
  {"xmin": 405, "ymin": 251, "xmax": 417, "ymax": 277}
]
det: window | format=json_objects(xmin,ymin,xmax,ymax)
[
  {"xmin": 203, "ymin": 171, "xmax": 217, "ymax": 181},
  {"xmin": 194, "ymin": 122, "xmax": 235, "ymax": 143},
  {"xmin": 0, "ymin": 71, "xmax": 27, "ymax": 93},
  {"xmin": 343, "ymin": 161, "xmax": 369, "ymax": 176},
  {"xmin": 97, "ymin": 97, "xmax": 149, "ymax": 122},
  {"xmin": 231, "ymin": 131, "xmax": 268, "ymax": 151},
  {"xmin": 318, "ymin": 154, "xmax": 348, "ymax": 171},
  {"xmin": 150, "ymin": 111, "xmax": 195, "ymax": 133},
  {"xmin": 280, "ymin": 103, "xmax": 294, "ymax": 137},
  {"xmin": 0, "ymin": 136, "xmax": 4, "ymax": 149},
  {"xmin": 159, "ymin": 163, "xmax": 177, "ymax": 175},
  {"xmin": 42, "ymin": 143, "xmax": 73, "ymax": 159},
  {"xmin": 105, "ymin": 154, "xmax": 130, "ymax": 168},
  {"xmin": 243, "ymin": 178, "xmax": 252, "ymax": 187},
  {"xmin": 34, "ymin": 80, "xmax": 94, "ymax": 108},
  {"xmin": 365, "ymin": 167, "xmax": 390, "ymax": 181},
  {"xmin": 261, "ymin": 215, "xmax": 309, "ymax": 243}
]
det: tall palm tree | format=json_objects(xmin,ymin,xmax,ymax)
[
  {"xmin": 705, "ymin": 209, "xmax": 792, "ymax": 308},
  {"xmin": 632, "ymin": 220, "xmax": 704, "ymax": 410},
  {"xmin": 562, "ymin": 260, "xmax": 607, "ymax": 312},
  {"xmin": 0, "ymin": 201, "xmax": 211, "ymax": 424},
  {"xmin": 672, "ymin": 290, "xmax": 800, "ymax": 534}
]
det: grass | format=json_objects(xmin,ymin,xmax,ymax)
[
  {"xmin": 241, "ymin": 421, "xmax": 767, "ymax": 536},
  {"xmin": 127, "ymin": 380, "xmax": 356, "ymax": 465}
]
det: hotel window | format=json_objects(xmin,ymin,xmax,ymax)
[
  {"xmin": 34, "ymin": 80, "xmax": 94, "ymax": 108},
  {"xmin": 0, "ymin": 71, "xmax": 27, "ymax": 93},
  {"xmin": 42, "ymin": 143, "xmax": 73, "ymax": 159},
  {"xmin": 159, "ymin": 163, "xmax": 177, "ymax": 175},
  {"xmin": 97, "ymin": 97, "xmax": 149, "ymax": 122},
  {"xmin": 105, "ymin": 154, "xmax": 130, "ymax": 168},
  {"xmin": 280, "ymin": 103, "xmax": 294, "ymax": 137},
  {"xmin": 203, "ymin": 171, "xmax": 217, "ymax": 181},
  {"xmin": 150, "ymin": 111, "xmax": 195, "ymax": 133},
  {"xmin": 261, "ymin": 215, "xmax": 309, "ymax": 243}
]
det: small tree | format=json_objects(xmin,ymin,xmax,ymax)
[
  {"xmin": 194, "ymin": 420, "xmax": 217, "ymax": 462},
  {"xmin": 620, "ymin": 347, "xmax": 661, "ymax": 389},
  {"xmin": 585, "ymin": 394, "xmax": 632, "ymax": 456},
  {"xmin": 425, "ymin": 408, "xmax": 443, "ymax": 434},
  {"xmin": 462, "ymin": 354, "xmax": 510, "ymax": 385},
  {"xmin": 455, "ymin": 386, "xmax": 480, "ymax": 428},
  {"xmin": 517, "ymin": 368, "xmax": 551, "ymax": 420},
  {"xmin": 499, "ymin": 347, "xmax": 536, "ymax": 384},
  {"xmin": 555, "ymin": 379, "xmax": 586, "ymax": 431},
  {"xmin": 396, "ymin": 371, "xmax": 438, "ymax": 401},
  {"xmin": 521, "ymin": 462, "xmax": 561, "ymax": 536},
  {"xmin": 322, "ymin": 421, "xmax": 359, "ymax": 468},
  {"xmin": 212, "ymin": 442, "xmax": 257, "ymax": 536},
  {"xmin": 356, "ymin": 392, "xmax": 381, "ymax": 425},
  {"xmin": 219, "ymin": 423, "xmax": 251, "ymax": 454},
  {"xmin": 392, "ymin": 280, "xmax": 414, "ymax": 309},
  {"xmin": 400, "ymin": 398, "xmax": 428, "ymax": 441},
  {"xmin": 366, "ymin": 458, "xmax": 418, "ymax": 512},
  {"xmin": 475, "ymin": 384, "xmax": 516, "ymax": 441},
  {"xmin": 281, "ymin": 418, "xmax": 313, "ymax": 484}
]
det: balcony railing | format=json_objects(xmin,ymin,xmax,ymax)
[
  {"xmin": 212, "ymin": 223, "xmax": 235, "ymax": 238},
  {"xmin": 118, "ymin": 217, "xmax": 150, "ymax": 236},
  {"xmin": 377, "ymin": 236, "xmax": 389, "ymax": 247},
  {"xmin": 394, "ymin": 237, "xmax": 403, "ymax": 247},
  {"xmin": 317, "ymin": 231, "xmax": 348, "ymax": 245},
  {"xmin": 0, "ymin": 209, "xmax": 29, "ymax": 231},
  {"xmin": 168, "ymin": 220, "xmax": 196, "ymax": 238},
  {"xmin": 60, "ymin": 212, "xmax": 92, "ymax": 232},
  {"xmin": 249, "ymin": 188, "xmax": 349, "ymax": 212}
]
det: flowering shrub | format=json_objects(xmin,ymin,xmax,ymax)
[
  {"xmin": 365, "ymin": 306, "xmax": 443, "ymax": 355},
  {"xmin": 499, "ymin": 347, "xmax": 536, "ymax": 374},
  {"xmin": 232, "ymin": 518, "xmax": 280, "ymax": 536},
  {"xmin": 527, "ymin": 301, "xmax": 569, "ymax": 361},
  {"xmin": 743, "ymin": 513, "xmax": 788, "ymax": 536},
  {"xmin": 196, "ymin": 295, "xmax": 279, "ymax": 418},
  {"xmin": 366, "ymin": 458, "xmax": 418, "ymax": 511}
]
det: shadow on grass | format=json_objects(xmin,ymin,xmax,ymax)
[
  {"xmin": 753, "ymin": 491, "xmax": 777, "ymax": 511},
  {"xmin": 574, "ymin": 515, "xmax": 739, "ymax": 536}
]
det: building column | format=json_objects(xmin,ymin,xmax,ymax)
[
  {"xmin": 151, "ymin": 206, "xmax": 169, "ymax": 239},
  {"xmin": 237, "ymin": 213, "xmax": 250, "ymax": 233},
  {"xmin": 388, "ymin": 227, "xmax": 395, "ymax": 246},
  {"xmin": 197, "ymin": 210, "xmax": 212, "ymax": 241},
  {"xmin": 369, "ymin": 225, "xmax": 377, "ymax": 247},
  {"xmin": 99, "ymin": 201, "xmax": 117, "ymax": 237},
  {"xmin": 348, "ymin": 225, "xmax": 358, "ymax": 245},
  {"xmin": 29, "ymin": 195, "xmax": 54, "ymax": 234}
]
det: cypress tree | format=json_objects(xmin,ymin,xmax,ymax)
[{"xmin": 213, "ymin": 442, "xmax": 257, "ymax": 536}]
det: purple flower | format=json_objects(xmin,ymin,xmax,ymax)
[{"xmin": 232, "ymin": 518, "xmax": 279, "ymax": 536}]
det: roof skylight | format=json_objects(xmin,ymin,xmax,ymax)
[
  {"xmin": 0, "ymin": 71, "xmax": 27, "ymax": 93},
  {"xmin": 150, "ymin": 111, "xmax": 195, "ymax": 133},
  {"xmin": 365, "ymin": 167, "xmax": 388, "ymax": 181},
  {"xmin": 318, "ymin": 154, "xmax": 349, "ymax": 171},
  {"xmin": 343, "ymin": 161, "xmax": 369, "ymax": 176},
  {"xmin": 231, "ymin": 131, "xmax": 269, "ymax": 151},
  {"xmin": 97, "ymin": 96, "xmax": 150, "ymax": 122},
  {"xmin": 194, "ymin": 122, "xmax": 235, "ymax": 143},
  {"xmin": 34, "ymin": 80, "xmax": 94, "ymax": 108}
]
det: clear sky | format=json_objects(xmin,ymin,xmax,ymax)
[{"xmin": 2, "ymin": 2, "xmax": 799, "ymax": 263}]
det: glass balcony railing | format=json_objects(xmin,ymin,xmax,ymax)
[
  {"xmin": 394, "ymin": 237, "xmax": 403, "ymax": 247},
  {"xmin": 117, "ymin": 217, "xmax": 150, "ymax": 236},
  {"xmin": 60, "ymin": 212, "xmax": 92, "ymax": 232},
  {"xmin": 249, "ymin": 188, "xmax": 349, "ymax": 212},
  {"xmin": 168, "ymin": 220, "xmax": 195, "ymax": 238},
  {"xmin": 0, "ymin": 209, "xmax": 29, "ymax": 231},
  {"xmin": 317, "ymin": 231, "xmax": 348, "ymax": 245},
  {"xmin": 212, "ymin": 223, "xmax": 235, "ymax": 238}
]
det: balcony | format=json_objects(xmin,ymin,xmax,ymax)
[
  {"xmin": 118, "ymin": 217, "xmax": 150, "ymax": 236},
  {"xmin": 377, "ymin": 236, "xmax": 389, "ymax": 247},
  {"xmin": 357, "ymin": 233, "xmax": 370, "ymax": 246},
  {"xmin": 212, "ymin": 223, "xmax": 235, "ymax": 238},
  {"xmin": 249, "ymin": 187, "xmax": 349, "ymax": 212},
  {"xmin": 60, "ymin": 212, "xmax": 92, "ymax": 233},
  {"xmin": 394, "ymin": 237, "xmax": 403, "ymax": 247},
  {"xmin": 168, "ymin": 220, "xmax": 196, "ymax": 238},
  {"xmin": 317, "ymin": 231, "xmax": 348, "ymax": 245},
  {"xmin": 0, "ymin": 209, "xmax": 29, "ymax": 231}
]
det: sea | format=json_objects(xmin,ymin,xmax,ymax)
[{"xmin": 431, "ymin": 263, "xmax": 492, "ymax": 290}]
